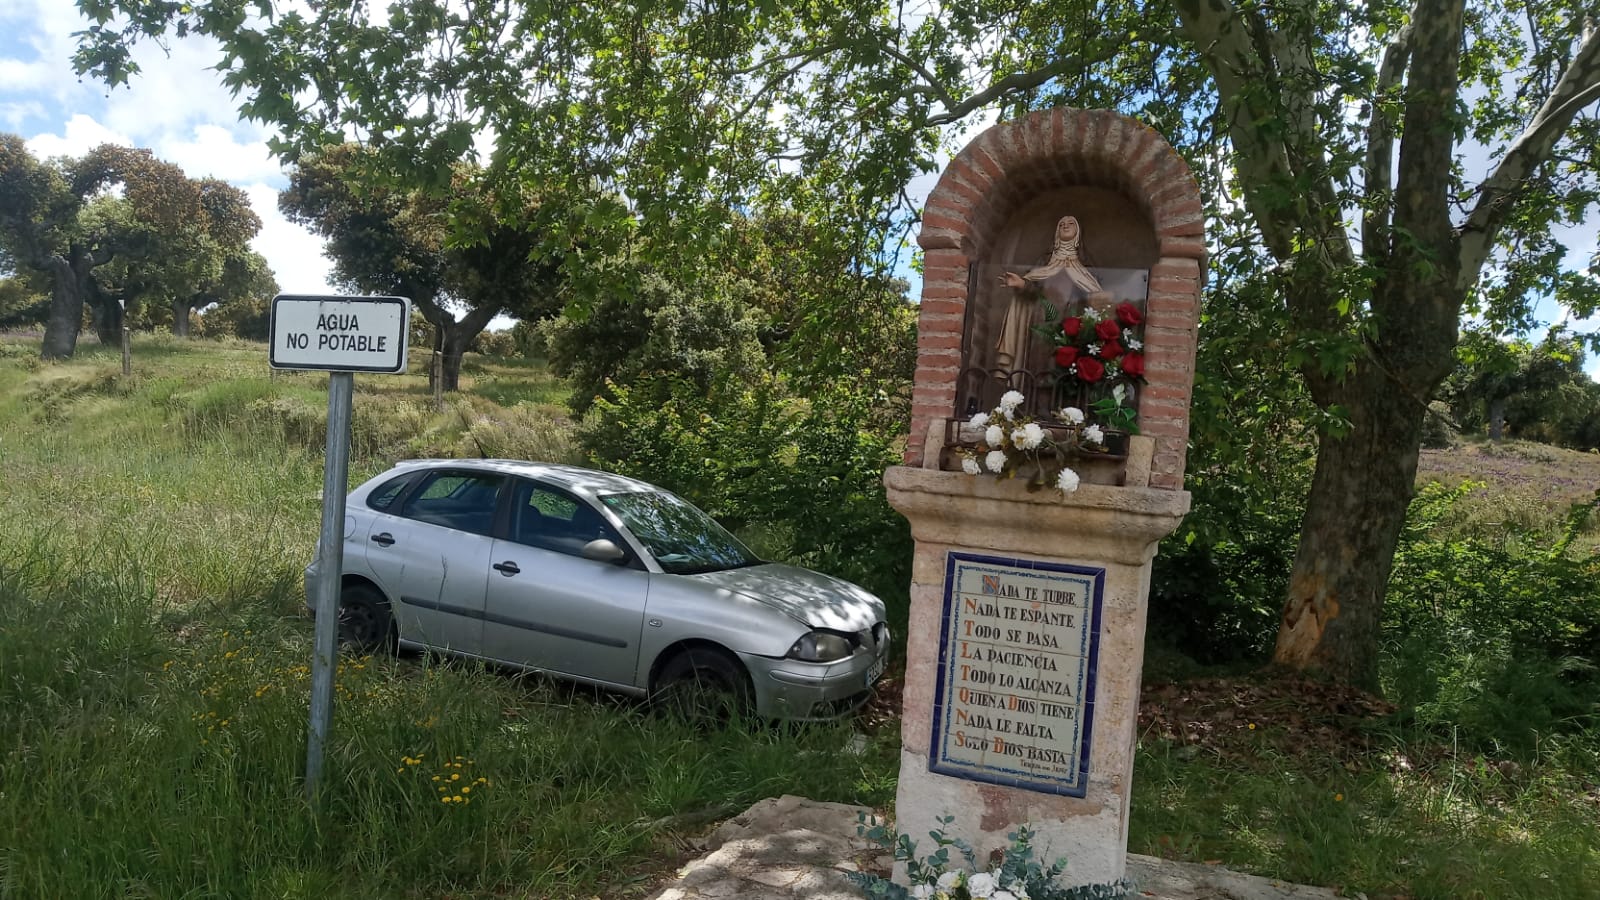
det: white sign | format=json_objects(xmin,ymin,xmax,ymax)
[
  {"xmin": 270, "ymin": 295, "xmax": 410, "ymax": 373},
  {"xmin": 930, "ymin": 552, "xmax": 1104, "ymax": 797}
]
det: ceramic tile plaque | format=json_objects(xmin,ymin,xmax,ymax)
[{"xmin": 930, "ymin": 552, "xmax": 1104, "ymax": 797}]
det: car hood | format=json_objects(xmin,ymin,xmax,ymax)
[{"xmin": 687, "ymin": 563, "xmax": 883, "ymax": 632}]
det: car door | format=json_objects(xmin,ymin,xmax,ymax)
[
  {"xmin": 481, "ymin": 479, "xmax": 650, "ymax": 687},
  {"xmin": 363, "ymin": 468, "xmax": 505, "ymax": 654}
]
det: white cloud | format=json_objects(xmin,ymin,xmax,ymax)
[
  {"xmin": 157, "ymin": 124, "xmax": 282, "ymax": 184},
  {"xmin": 243, "ymin": 183, "xmax": 334, "ymax": 295},
  {"xmin": 26, "ymin": 113, "xmax": 131, "ymax": 159},
  {"xmin": 0, "ymin": 99, "xmax": 45, "ymax": 129},
  {"xmin": 0, "ymin": 56, "xmax": 55, "ymax": 92}
]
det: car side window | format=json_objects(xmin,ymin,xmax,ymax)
[
  {"xmin": 398, "ymin": 471, "xmax": 503, "ymax": 536},
  {"xmin": 366, "ymin": 472, "xmax": 418, "ymax": 512},
  {"xmin": 511, "ymin": 481, "xmax": 623, "ymax": 559}
]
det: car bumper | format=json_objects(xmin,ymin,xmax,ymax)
[{"xmin": 740, "ymin": 629, "xmax": 892, "ymax": 721}]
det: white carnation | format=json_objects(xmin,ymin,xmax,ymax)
[
  {"xmin": 985, "ymin": 450, "xmax": 1008, "ymax": 473},
  {"xmin": 967, "ymin": 872, "xmax": 997, "ymax": 897},
  {"xmin": 999, "ymin": 390, "xmax": 1025, "ymax": 412},
  {"xmin": 984, "ymin": 424, "xmax": 1005, "ymax": 446},
  {"xmin": 961, "ymin": 456, "xmax": 982, "ymax": 476},
  {"xmin": 911, "ymin": 885, "xmax": 934, "ymax": 900},
  {"xmin": 1083, "ymin": 424, "xmax": 1105, "ymax": 446},
  {"xmin": 1056, "ymin": 467, "xmax": 1081, "ymax": 494},
  {"xmin": 936, "ymin": 871, "xmax": 962, "ymax": 891},
  {"xmin": 969, "ymin": 411, "xmax": 990, "ymax": 428},
  {"xmin": 1012, "ymin": 422, "xmax": 1045, "ymax": 450},
  {"xmin": 1061, "ymin": 406, "xmax": 1085, "ymax": 424}
]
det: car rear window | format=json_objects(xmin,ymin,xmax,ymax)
[
  {"xmin": 366, "ymin": 472, "xmax": 419, "ymax": 511},
  {"xmin": 399, "ymin": 471, "xmax": 503, "ymax": 536}
]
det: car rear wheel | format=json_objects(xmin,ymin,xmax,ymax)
[
  {"xmin": 338, "ymin": 583, "xmax": 396, "ymax": 653},
  {"xmin": 653, "ymin": 647, "xmax": 753, "ymax": 723}
]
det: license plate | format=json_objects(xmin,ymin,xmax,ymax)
[{"xmin": 866, "ymin": 655, "xmax": 887, "ymax": 688}]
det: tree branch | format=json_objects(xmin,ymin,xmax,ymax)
[
  {"xmin": 1457, "ymin": 19, "xmax": 1600, "ymax": 290},
  {"xmin": 1388, "ymin": 0, "xmax": 1465, "ymax": 283},
  {"xmin": 1361, "ymin": 20, "xmax": 1414, "ymax": 264},
  {"xmin": 879, "ymin": 44, "xmax": 960, "ymax": 114},
  {"xmin": 924, "ymin": 50, "xmax": 1116, "ymax": 127},
  {"xmin": 1173, "ymin": 0, "xmax": 1302, "ymax": 261}
]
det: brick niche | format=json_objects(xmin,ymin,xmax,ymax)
[{"xmin": 905, "ymin": 108, "xmax": 1205, "ymax": 490}]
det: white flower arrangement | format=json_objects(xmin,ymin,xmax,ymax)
[
  {"xmin": 850, "ymin": 816, "xmax": 1131, "ymax": 900},
  {"xmin": 955, "ymin": 397, "xmax": 1114, "ymax": 499}
]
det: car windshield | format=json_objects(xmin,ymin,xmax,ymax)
[{"xmin": 599, "ymin": 491, "xmax": 760, "ymax": 575}]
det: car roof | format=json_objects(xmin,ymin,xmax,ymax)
[{"xmin": 389, "ymin": 459, "xmax": 661, "ymax": 499}]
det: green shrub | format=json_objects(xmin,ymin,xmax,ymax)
[
  {"xmin": 1420, "ymin": 400, "xmax": 1458, "ymax": 449},
  {"xmin": 581, "ymin": 372, "xmax": 911, "ymax": 631},
  {"xmin": 457, "ymin": 402, "xmax": 579, "ymax": 463},
  {"xmin": 1383, "ymin": 483, "xmax": 1600, "ymax": 755},
  {"xmin": 470, "ymin": 330, "xmax": 517, "ymax": 357},
  {"xmin": 543, "ymin": 270, "xmax": 766, "ymax": 414},
  {"xmin": 1149, "ymin": 452, "xmax": 1312, "ymax": 666}
]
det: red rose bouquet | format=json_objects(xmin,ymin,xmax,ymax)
[{"xmin": 1047, "ymin": 301, "xmax": 1147, "ymax": 386}]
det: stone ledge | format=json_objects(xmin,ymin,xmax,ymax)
[
  {"xmin": 646, "ymin": 796, "xmax": 1358, "ymax": 900},
  {"xmin": 884, "ymin": 466, "xmax": 1190, "ymax": 564}
]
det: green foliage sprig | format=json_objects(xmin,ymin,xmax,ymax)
[{"xmin": 848, "ymin": 814, "xmax": 1132, "ymax": 900}]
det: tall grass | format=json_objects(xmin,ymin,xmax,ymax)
[
  {"xmin": 1131, "ymin": 741, "xmax": 1599, "ymax": 900},
  {"xmin": 0, "ymin": 337, "xmax": 894, "ymax": 898}
]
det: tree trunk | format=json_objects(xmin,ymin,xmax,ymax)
[
  {"xmin": 1487, "ymin": 397, "xmax": 1505, "ymax": 441},
  {"xmin": 438, "ymin": 328, "xmax": 468, "ymax": 393},
  {"xmin": 40, "ymin": 256, "xmax": 83, "ymax": 360},
  {"xmin": 91, "ymin": 293, "xmax": 122, "ymax": 346},
  {"xmin": 172, "ymin": 300, "xmax": 191, "ymax": 337},
  {"xmin": 418, "ymin": 301, "xmax": 498, "ymax": 395},
  {"xmin": 1273, "ymin": 368, "xmax": 1429, "ymax": 687}
]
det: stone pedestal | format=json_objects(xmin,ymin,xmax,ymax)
[
  {"xmin": 886, "ymin": 466, "xmax": 1188, "ymax": 886},
  {"xmin": 890, "ymin": 107, "xmax": 1203, "ymax": 890}
]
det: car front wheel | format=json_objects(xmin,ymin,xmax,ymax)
[
  {"xmin": 337, "ymin": 583, "xmax": 395, "ymax": 653},
  {"xmin": 652, "ymin": 647, "xmax": 753, "ymax": 723}
]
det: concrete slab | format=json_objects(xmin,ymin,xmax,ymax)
[{"xmin": 645, "ymin": 796, "xmax": 1359, "ymax": 900}]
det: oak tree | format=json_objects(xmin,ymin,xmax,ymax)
[
  {"xmin": 76, "ymin": 0, "xmax": 1600, "ymax": 683},
  {"xmin": 279, "ymin": 145, "xmax": 563, "ymax": 391}
]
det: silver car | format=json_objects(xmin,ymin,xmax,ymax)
[{"xmin": 305, "ymin": 459, "xmax": 891, "ymax": 720}]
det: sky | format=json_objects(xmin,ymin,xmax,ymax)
[
  {"xmin": 1, "ymin": 1, "xmax": 1595, "ymax": 377},
  {"xmin": 0, "ymin": 0, "xmax": 335, "ymax": 295}
]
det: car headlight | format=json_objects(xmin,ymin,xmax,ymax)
[{"xmin": 787, "ymin": 630, "xmax": 855, "ymax": 662}]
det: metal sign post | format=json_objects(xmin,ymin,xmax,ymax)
[
  {"xmin": 305, "ymin": 371, "xmax": 353, "ymax": 797},
  {"xmin": 269, "ymin": 294, "xmax": 409, "ymax": 804}
]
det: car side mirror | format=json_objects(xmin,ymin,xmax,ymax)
[{"xmin": 581, "ymin": 538, "xmax": 628, "ymax": 564}]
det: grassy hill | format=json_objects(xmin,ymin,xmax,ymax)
[
  {"xmin": 1, "ymin": 334, "xmax": 1595, "ymax": 899},
  {"xmin": 0, "ymin": 335, "xmax": 896, "ymax": 899}
]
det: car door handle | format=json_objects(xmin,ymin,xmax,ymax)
[
  {"xmin": 493, "ymin": 561, "xmax": 521, "ymax": 576},
  {"xmin": 371, "ymin": 532, "xmax": 395, "ymax": 547}
]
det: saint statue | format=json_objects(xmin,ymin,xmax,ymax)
[{"xmin": 994, "ymin": 215, "xmax": 1111, "ymax": 371}]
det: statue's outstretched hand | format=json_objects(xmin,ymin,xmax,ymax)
[{"xmin": 998, "ymin": 271, "xmax": 1027, "ymax": 289}]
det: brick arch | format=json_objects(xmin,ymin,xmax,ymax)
[{"xmin": 905, "ymin": 109, "xmax": 1206, "ymax": 491}]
